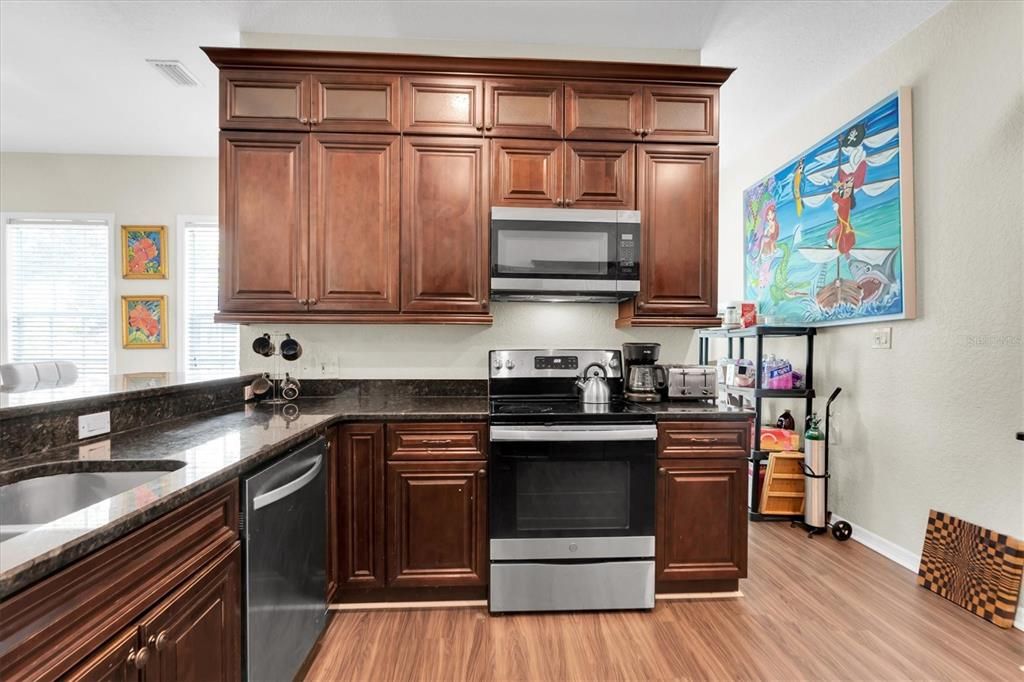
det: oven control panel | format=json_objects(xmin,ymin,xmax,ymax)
[
  {"xmin": 489, "ymin": 349, "xmax": 622, "ymax": 378},
  {"xmin": 534, "ymin": 356, "xmax": 578, "ymax": 371}
]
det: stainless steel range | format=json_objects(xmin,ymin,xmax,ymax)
[{"xmin": 488, "ymin": 349, "xmax": 656, "ymax": 613}]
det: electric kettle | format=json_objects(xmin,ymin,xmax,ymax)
[{"xmin": 575, "ymin": 362, "xmax": 611, "ymax": 404}]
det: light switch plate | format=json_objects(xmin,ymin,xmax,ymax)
[
  {"xmin": 871, "ymin": 327, "xmax": 892, "ymax": 349},
  {"xmin": 78, "ymin": 411, "xmax": 111, "ymax": 439}
]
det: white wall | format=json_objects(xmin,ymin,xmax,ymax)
[
  {"xmin": 714, "ymin": 0, "xmax": 1024, "ymax": 550},
  {"xmin": 240, "ymin": 31, "xmax": 701, "ymax": 65},
  {"xmin": 0, "ymin": 152, "xmax": 218, "ymax": 373}
]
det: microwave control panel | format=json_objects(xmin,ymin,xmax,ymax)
[{"xmin": 617, "ymin": 228, "xmax": 638, "ymax": 277}]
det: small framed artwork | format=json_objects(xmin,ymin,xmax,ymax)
[
  {"xmin": 121, "ymin": 225, "xmax": 167, "ymax": 278},
  {"xmin": 122, "ymin": 295, "xmax": 168, "ymax": 349}
]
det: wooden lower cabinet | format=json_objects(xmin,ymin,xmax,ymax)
[
  {"xmin": 656, "ymin": 457, "xmax": 748, "ymax": 586},
  {"xmin": 330, "ymin": 421, "xmax": 488, "ymax": 599},
  {"xmin": 65, "ymin": 629, "xmax": 140, "ymax": 682},
  {"xmin": 386, "ymin": 460, "xmax": 488, "ymax": 587},
  {"xmin": 332, "ymin": 424, "xmax": 387, "ymax": 592}
]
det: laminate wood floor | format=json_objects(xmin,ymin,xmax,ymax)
[{"xmin": 306, "ymin": 522, "xmax": 1024, "ymax": 681}]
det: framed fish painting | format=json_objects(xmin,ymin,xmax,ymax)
[
  {"xmin": 122, "ymin": 295, "xmax": 168, "ymax": 348},
  {"xmin": 743, "ymin": 88, "xmax": 916, "ymax": 326},
  {"xmin": 121, "ymin": 225, "xmax": 167, "ymax": 278}
]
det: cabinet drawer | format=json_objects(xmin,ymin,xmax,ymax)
[
  {"xmin": 386, "ymin": 422, "xmax": 487, "ymax": 460},
  {"xmin": 658, "ymin": 422, "xmax": 748, "ymax": 457}
]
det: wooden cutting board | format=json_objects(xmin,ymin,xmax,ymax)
[{"xmin": 917, "ymin": 509, "xmax": 1024, "ymax": 629}]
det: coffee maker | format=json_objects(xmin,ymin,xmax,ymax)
[{"xmin": 622, "ymin": 342, "xmax": 667, "ymax": 403}]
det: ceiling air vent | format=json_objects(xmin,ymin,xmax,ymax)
[{"xmin": 147, "ymin": 59, "xmax": 200, "ymax": 87}]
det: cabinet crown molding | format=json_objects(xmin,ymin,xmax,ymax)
[{"xmin": 201, "ymin": 47, "xmax": 735, "ymax": 86}]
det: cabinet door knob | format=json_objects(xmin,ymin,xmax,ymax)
[
  {"xmin": 477, "ymin": 468, "xmax": 486, "ymax": 476},
  {"xmin": 565, "ymin": 199, "xmax": 574, "ymax": 207},
  {"xmin": 485, "ymin": 124, "xmax": 494, "ymax": 131},
  {"xmin": 643, "ymin": 128, "xmax": 652, "ymax": 136},
  {"xmin": 555, "ymin": 197, "xmax": 563, "ymax": 207},
  {"xmin": 128, "ymin": 646, "xmax": 150, "ymax": 669},
  {"xmin": 299, "ymin": 116, "xmax": 309, "ymax": 124},
  {"xmin": 634, "ymin": 128, "xmax": 642, "ymax": 136},
  {"xmin": 309, "ymin": 297, "xmax": 318, "ymax": 305},
  {"xmin": 658, "ymin": 467, "xmax": 667, "ymax": 475},
  {"xmin": 149, "ymin": 630, "xmax": 170, "ymax": 652},
  {"xmin": 298, "ymin": 298, "xmax": 308, "ymax": 305}
]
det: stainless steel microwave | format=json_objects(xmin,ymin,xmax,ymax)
[{"xmin": 489, "ymin": 207, "xmax": 641, "ymax": 302}]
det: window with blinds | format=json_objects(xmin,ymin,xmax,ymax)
[
  {"xmin": 181, "ymin": 220, "xmax": 238, "ymax": 371},
  {"xmin": 2, "ymin": 217, "xmax": 111, "ymax": 374}
]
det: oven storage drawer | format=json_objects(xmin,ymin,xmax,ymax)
[
  {"xmin": 657, "ymin": 422, "xmax": 748, "ymax": 457},
  {"xmin": 490, "ymin": 560, "xmax": 655, "ymax": 612},
  {"xmin": 386, "ymin": 422, "xmax": 487, "ymax": 460},
  {"xmin": 491, "ymin": 535, "xmax": 654, "ymax": 561}
]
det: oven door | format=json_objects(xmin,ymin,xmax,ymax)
[
  {"xmin": 490, "ymin": 208, "xmax": 638, "ymax": 298},
  {"xmin": 489, "ymin": 424, "xmax": 656, "ymax": 558}
]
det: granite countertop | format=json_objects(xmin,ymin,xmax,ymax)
[
  {"xmin": 0, "ymin": 371, "xmax": 257, "ymax": 418},
  {"xmin": 0, "ymin": 392, "xmax": 746, "ymax": 597},
  {"xmin": 0, "ymin": 393, "xmax": 488, "ymax": 598}
]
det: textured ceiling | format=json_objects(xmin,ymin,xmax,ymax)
[{"xmin": 0, "ymin": 0, "xmax": 948, "ymax": 159}]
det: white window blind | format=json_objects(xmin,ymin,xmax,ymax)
[
  {"xmin": 3, "ymin": 217, "xmax": 110, "ymax": 374},
  {"xmin": 182, "ymin": 221, "xmax": 238, "ymax": 371}
]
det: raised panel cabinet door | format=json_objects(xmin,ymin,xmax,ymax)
[
  {"xmin": 334, "ymin": 423, "xmax": 387, "ymax": 590},
  {"xmin": 401, "ymin": 137, "xmax": 489, "ymax": 313},
  {"xmin": 490, "ymin": 139, "xmax": 564, "ymax": 207},
  {"xmin": 220, "ymin": 70, "xmax": 310, "ymax": 131},
  {"xmin": 642, "ymin": 85, "xmax": 718, "ymax": 143},
  {"xmin": 310, "ymin": 134, "xmax": 400, "ymax": 312},
  {"xmin": 64, "ymin": 628, "xmax": 142, "ymax": 682},
  {"xmin": 386, "ymin": 461, "xmax": 487, "ymax": 587},
  {"xmin": 219, "ymin": 132, "xmax": 309, "ymax": 313},
  {"xmin": 139, "ymin": 547, "xmax": 241, "ymax": 682},
  {"xmin": 484, "ymin": 79, "xmax": 562, "ymax": 138},
  {"xmin": 565, "ymin": 82, "xmax": 643, "ymax": 141},
  {"xmin": 634, "ymin": 145, "xmax": 718, "ymax": 317},
  {"xmin": 565, "ymin": 141, "xmax": 635, "ymax": 209},
  {"xmin": 402, "ymin": 76, "xmax": 483, "ymax": 136},
  {"xmin": 311, "ymin": 73, "xmax": 400, "ymax": 133},
  {"xmin": 656, "ymin": 459, "xmax": 747, "ymax": 583}
]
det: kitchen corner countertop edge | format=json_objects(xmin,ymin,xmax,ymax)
[{"xmin": 0, "ymin": 395, "xmax": 749, "ymax": 598}]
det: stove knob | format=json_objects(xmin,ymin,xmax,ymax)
[
  {"xmin": 607, "ymin": 357, "xmax": 619, "ymax": 369},
  {"xmin": 505, "ymin": 359, "xmax": 516, "ymax": 370},
  {"xmin": 493, "ymin": 357, "xmax": 503, "ymax": 371}
]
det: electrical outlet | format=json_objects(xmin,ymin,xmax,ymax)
[
  {"xmin": 78, "ymin": 411, "xmax": 111, "ymax": 439},
  {"xmin": 244, "ymin": 385, "xmax": 254, "ymax": 401},
  {"xmin": 79, "ymin": 439, "xmax": 111, "ymax": 460},
  {"xmin": 871, "ymin": 326, "xmax": 892, "ymax": 349}
]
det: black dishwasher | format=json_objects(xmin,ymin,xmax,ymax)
[{"xmin": 241, "ymin": 437, "xmax": 327, "ymax": 682}]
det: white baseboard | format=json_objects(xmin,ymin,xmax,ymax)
[{"xmin": 831, "ymin": 515, "xmax": 1024, "ymax": 631}]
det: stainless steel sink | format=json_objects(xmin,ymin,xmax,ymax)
[{"xmin": 0, "ymin": 461, "xmax": 186, "ymax": 543}]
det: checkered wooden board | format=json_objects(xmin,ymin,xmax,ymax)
[{"xmin": 917, "ymin": 510, "xmax": 1024, "ymax": 628}]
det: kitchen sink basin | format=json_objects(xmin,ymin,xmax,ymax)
[{"xmin": 0, "ymin": 461, "xmax": 186, "ymax": 543}]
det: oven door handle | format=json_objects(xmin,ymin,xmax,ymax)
[{"xmin": 490, "ymin": 425, "xmax": 658, "ymax": 442}]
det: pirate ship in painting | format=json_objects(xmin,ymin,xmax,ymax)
[{"xmin": 744, "ymin": 90, "xmax": 915, "ymax": 326}]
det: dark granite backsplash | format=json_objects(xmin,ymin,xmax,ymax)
[
  {"xmin": 1, "ymin": 378, "xmax": 251, "ymax": 461},
  {"xmin": 1, "ymin": 378, "xmax": 488, "ymax": 462}
]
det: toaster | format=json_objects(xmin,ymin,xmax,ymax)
[{"xmin": 665, "ymin": 365, "xmax": 718, "ymax": 400}]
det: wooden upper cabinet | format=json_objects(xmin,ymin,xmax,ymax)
[
  {"xmin": 220, "ymin": 70, "xmax": 310, "ymax": 131},
  {"xmin": 565, "ymin": 82, "xmax": 643, "ymax": 141},
  {"xmin": 490, "ymin": 139, "xmax": 563, "ymax": 207},
  {"xmin": 401, "ymin": 137, "xmax": 489, "ymax": 313},
  {"xmin": 566, "ymin": 141, "xmax": 635, "ymax": 209},
  {"xmin": 402, "ymin": 76, "xmax": 483, "ymax": 136},
  {"xmin": 311, "ymin": 73, "xmax": 400, "ymax": 133},
  {"xmin": 484, "ymin": 79, "xmax": 562, "ymax": 138},
  {"xmin": 138, "ymin": 548, "xmax": 241, "ymax": 682},
  {"xmin": 386, "ymin": 460, "xmax": 487, "ymax": 587},
  {"xmin": 656, "ymin": 458, "xmax": 747, "ymax": 583},
  {"xmin": 219, "ymin": 131, "xmax": 309, "ymax": 313},
  {"xmin": 310, "ymin": 134, "xmax": 400, "ymax": 312},
  {"xmin": 632, "ymin": 144, "xmax": 718, "ymax": 317},
  {"xmin": 643, "ymin": 85, "xmax": 718, "ymax": 143}
]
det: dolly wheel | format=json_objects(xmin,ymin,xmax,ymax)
[{"xmin": 832, "ymin": 521, "xmax": 853, "ymax": 541}]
